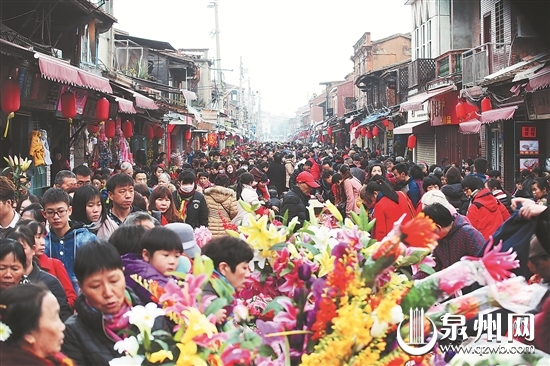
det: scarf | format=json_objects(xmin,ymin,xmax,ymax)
[
  {"xmin": 198, "ymin": 180, "xmax": 212, "ymax": 190},
  {"xmin": 257, "ymin": 185, "xmax": 270, "ymax": 201},
  {"xmin": 87, "ymin": 290, "xmax": 132, "ymax": 342},
  {"xmin": 178, "ymin": 190, "xmax": 195, "ymax": 221}
]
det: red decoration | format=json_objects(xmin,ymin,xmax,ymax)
[
  {"xmin": 372, "ymin": 126, "xmax": 379, "ymax": 137},
  {"xmin": 184, "ymin": 129, "xmax": 192, "ymax": 140},
  {"xmin": 122, "ymin": 120, "xmax": 133, "ymax": 138},
  {"xmin": 521, "ymin": 126, "xmax": 537, "ymax": 138},
  {"xmin": 481, "ymin": 97, "xmax": 492, "ymax": 112},
  {"xmin": 155, "ymin": 126, "xmax": 164, "ymax": 139},
  {"xmin": 366, "ymin": 129, "xmax": 373, "ymax": 139},
  {"xmin": 354, "ymin": 129, "xmax": 360, "ymax": 138},
  {"xmin": 327, "ymin": 126, "xmax": 333, "ymax": 136},
  {"xmin": 382, "ymin": 119, "xmax": 389, "ymax": 127},
  {"xmin": 143, "ymin": 125, "xmax": 154, "ymax": 139},
  {"xmin": 361, "ymin": 128, "xmax": 367, "ymax": 137},
  {"xmin": 407, "ymin": 134, "xmax": 417, "ymax": 149},
  {"xmin": 219, "ymin": 131, "xmax": 226, "ymax": 140},
  {"xmin": 455, "ymin": 100, "xmax": 466, "ymax": 119},
  {"xmin": 1, "ymin": 78, "xmax": 20, "ymax": 138},
  {"xmin": 61, "ymin": 91, "xmax": 76, "ymax": 122},
  {"xmin": 104, "ymin": 119, "xmax": 115, "ymax": 139},
  {"xmin": 87, "ymin": 123, "xmax": 99, "ymax": 134},
  {"xmin": 96, "ymin": 97, "xmax": 110, "ymax": 121}
]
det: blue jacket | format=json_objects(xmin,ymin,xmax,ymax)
[
  {"xmin": 45, "ymin": 223, "xmax": 97, "ymax": 293},
  {"xmin": 406, "ymin": 177, "xmax": 422, "ymax": 208}
]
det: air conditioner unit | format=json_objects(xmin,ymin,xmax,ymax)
[{"xmin": 516, "ymin": 15, "xmax": 538, "ymax": 38}]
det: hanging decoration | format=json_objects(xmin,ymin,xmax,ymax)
[
  {"xmin": 360, "ymin": 128, "xmax": 367, "ymax": 137},
  {"xmin": 382, "ymin": 119, "xmax": 389, "ymax": 127},
  {"xmin": 372, "ymin": 126, "xmax": 379, "ymax": 138},
  {"xmin": 208, "ymin": 132, "xmax": 217, "ymax": 147},
  {"xmin": 104, "ymin": 119, "xmax": 116, "ymax": 139},
  {"xmin": 481, "ymin": 97, "xmax": 492, "ymax": 112},
  {"xmin": 60, "ymin": 91, "xmax": 76, "ymax": 125},
  {"xmin": 366, "ymin": 129, "xmax": 373, "ymax": 139},
  {"xmin": 455, "ymin": 99, "xmax": 466, "ymax": 120},
  {"xmin": 95, "ymin": 97, "xmax": 110, "ymax": 121},
  {"xmin": 327, "ymin": 126, "xmax": 333, "ymax": 136},
  {"xmin": 143, "ymin": 125, "xmax": 154, "ymax": 139},
  {"xmin": 1, "ymin": 77, "xmax": 21, "ymax": 138},
  {"xmin": 184, "ymin": 129, "xmax": 192, "ymax": 140},
  {"xmin": 87, "ymin": 123, "xmax": 99, "ymax": 134},
  {"xmin": 219, "ymin": 131, "xmax": 226, "ymax": 140},
  {"xmin": 407, "ymin": 134, "xmax": 417, "ymax": 150},
  {"xmin": 122, "ymin": 120, "xmax": 133, "ymax": 138},
  {"xmin": 155, "ymin": 126, "xmax": 164, "ymax": 139}
]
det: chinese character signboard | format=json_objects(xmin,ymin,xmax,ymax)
[
  {"xmin": 525, "ymin": 89, "xmax": 550, "ymax": 119},
  {"xmin": 430, "ymin": 90, "xmax": 479, "ymax": 126},
  {"xmin": 521, "ymin": 126, "xmax": 537, "ymax": 138}
]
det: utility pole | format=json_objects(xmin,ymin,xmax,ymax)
[
  {"xmin": 208, "ymin": 0, "xmax": 223, "ymax": 132},
  {"xmin": 238, "ymin": 57, "xmax": 244, "ymax": 131}
]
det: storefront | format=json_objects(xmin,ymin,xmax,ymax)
[
  {"xmin": 522, "ymin": 89, "xmax": 550, "ymax": 172},
  {"xmin": 394, "ymin": 101, "xmax": 435, "ymax": 164}
]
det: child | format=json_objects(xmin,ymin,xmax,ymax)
[
  {"xmin": 121, "ymin": 226, "xmax": 184, "ymax": 303},
  {"xmin": 43, "ymin": 188, "xmax": 97, "ymax": 292},
  {"xmin": 201, "ymin": 236, "xmax": 254, "ymax": 324}
]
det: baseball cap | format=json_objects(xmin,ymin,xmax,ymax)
[
  {"xmin": 165, "ymin": 223, "xmax": 201, "ymax": 258},
  {"xmin": 296, "ymin": 171, "xmax": 320, "ymax": 188}
]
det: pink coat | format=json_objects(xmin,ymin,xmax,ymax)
[{"xmin": 343, "ymin": 177, "xmax": 362, "ymax": 215}]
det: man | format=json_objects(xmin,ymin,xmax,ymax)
[
  {"xmin": 0, "ymin": 177, "xmax": 19, "ymax": 239},
  {"xmin": 120, "ymin": 162, "xmax": 134, "ymax": 176},
  {"xmin": 350, "ymin": 154, "xmax": 366, "ymax": 184},
  {"xmin": 288, "ymin": 160, "xmax": 312, "ymax": 191},
  {"xmin": 72, "ymin": 165, "xmax": 92, "ymax": 187},
  {"xmin": 54, "ymin": 170, "xmax": 77, "ymax": 193},
  {"xmin": 121, "ymin": 211, "xmax": 160, "ymax": 229},
  {"xmin": 172, "ymin": 170, "xmax": 208, "ymax": 229},
  {"xmin": 306, "ymin": 149, "xmax": 322, "ymax": 181},
  {"xmin": 487, "ymin": 169, "xmax": 502, "ymax": 183},
  {"xmin": 317, "ymin": 169, "xmax": 335, "ymax": 203},
  {"xmin": 469, "ymin": 157, "xmax": 489, "ymax": 182},
  {"xmin": 281, "ymin": 171, "xmax": 319, "ymax": 231},
  {"xmin": 393, "ymin": 163, "xmax": 421, "ymax": 207},
  {"xmin": 133, "ymin": 170, "xmax": 149, "ymax": 186},
  {"xmin": 267, "ymin": 152, "xmax": 287, "ymax": 196},
  {"xmin": 485, "ymin": 178, "xmax": 513, "ymax": 213}
]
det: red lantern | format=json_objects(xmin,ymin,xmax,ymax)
[
  {"xmin": 122, "ymin": 120, "xmax": 133, "ymax": 138},
  {"xmin": 155, "ymin": 126, "xmax": 164, "ymax": 139},
  {"xmin": 104, "ymin": 119, "xmax": 115, "ymax": 139},
  {"xmin": 61, "ymin": 91, "xmax": 76, "ymax": 124},
  {"xmin": 361, "ymin": 128, "xmax": 367, "ymax": 137},
  {"xmin": 366, "ymin": 129, "xmax": 373, "ymax": 139},
  {"xmin": 372, "ymin": 126, "xmax": 379, "ymax": 137},
  {"xmin": 481, "ymin": 97, "xmax": 492, "ymax": 112},
  {"xmin": 87, "ymin": 123, "xmax": 99, "ymax": 134},
  {"xmin": 354, "ymin": 129, "xmax": 360, "ymax": 138},
  {"xmin": 407, "ymin": 134, "xmax": 417, "ymax": 149},
  {"xmin": 143, "ymin": 125, "xmax": 154, "ymax": 139},
  {"xmin": 455, "ymin": 100, "xmax": 466, "ymax": 119},
  {"xmin": 96, "ymin": 97, "xmax": 109, "ymax": 121},
  {"xmin": 184, "ymin": 129, "xmax": 192, "ymax": 140},
  {"xmin": 1, "ymin": 78, "xmax": 20, "ymax": 138},
  {"xmin": 219, "ymin": 131, "xmax": 226, "ymax": 140},
  {"xmin": 327, "ymin": 126, "xmax": 333, "ymax": 136},
  {"xmin": 382, "ymin": 119, "xmax": 389, "ymax": 127}
]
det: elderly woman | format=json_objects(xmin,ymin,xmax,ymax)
[
  {"xmin": 0, "ymin": 238, "xmax": 27, "ymax": 291},
  {"xmin": 62, "ymin": 239, "xmax": 166, "ymax": 366},
  {"xmin": 0, "ymin": 284, "xmax": 69, "ymax": 365}
]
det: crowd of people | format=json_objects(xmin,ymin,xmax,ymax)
[{"xmin": 0, "ymin": 141, "xmax": 549, "ymax": 365}]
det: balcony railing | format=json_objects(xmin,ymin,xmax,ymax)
[
  {"xmin": 462, "ymin": 42, "xmax": 511, "ymax": 87},
  {"xmin": 408, "ymin": 58, "xmax": 436, "ymax": 90}
]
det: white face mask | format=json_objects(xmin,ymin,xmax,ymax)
[
  {"xmin": 180, "ymin": 184, "xmax": 194, "ymax": 193},
  {"xmin": 241, "ymin": 165, "xmax": 248, "ymax": 171}
]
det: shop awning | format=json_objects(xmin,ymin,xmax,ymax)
[
  {"xmin": 35, "ymin": 53, "xmax": 112, "ymax": 94},
  {"xmin": 525, "ymin": 65, "xmax": 550, "ymax": 92},
  {"xmin": 399, "ymin": 85, "xmax": 455, "ymax": 112},
  {"xmin": 116, "ymin": 97, "xmax": 136, "ymax": 114},
  {"xmin": 458, "ymin": 119, "xmax": 481, "ymax": 134},
  {"xmin": 358, "ymin": 111, "xmax": 390, "ymax": 127},
  {"xmin": 134, "ymin": 93, "xmax": 158, "ymax": 110},
  {"xmin": 480, "ymin": 106, "xmax": 517, "ymax": 124},
  {"xmin": 181, "ymin": 89, "xmax": 197, "ymax": 101},
  {"xmin": 393, "ymin": 121, "xmax": 431, "ymax": 135}
]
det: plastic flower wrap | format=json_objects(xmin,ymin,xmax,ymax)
[{"xmin": 194, "ymin": 226, "xmax": 213, "ymax": 248}]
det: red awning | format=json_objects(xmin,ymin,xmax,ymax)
[
  {"xmin": 35, "ymin": 53, "xmax": 112, "ymax": 94},
  {"xmin": 116, "ymin": 97, "xmax": 136, "ymax": 114},
  {"xmin": 458, "ymin": 119, "xmax": 481, "ymax": 134},
  {"xmin": 399, "ymin": 85, "xmax": 455, "ymax": 112},
  {"xmin": 135, "ymin": 93, "xmax": 159, "ymax": 110},
  {"xmin": 480, "ymin": 106, "xmax": 518, "ymax": 124},
  {"xmin": 525, "ymin": 66, "xmax": 550, "ymax": 92}
]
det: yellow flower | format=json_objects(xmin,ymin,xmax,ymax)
[
  {"xmin": 181, "ymin": 308, "xmax": 218, "ymax": 343},
  {"xmin": 239, "ymin": 215, "xmax": 277, "ymax": 249},
  {"xmin": 175, "ymin": 341, "xmax": 206, "ymax": 366},
  {"xmin": 148, "ymin": 350, "xmax": 173, "ymax": 363},
  {"xmin": 314, "ymin": 248, "xmax": 335, "ymax": 278},
  {"xmin": 325, "ymin": 200, "xmax": 343, "ymax": 222}
]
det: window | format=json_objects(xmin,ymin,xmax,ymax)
[
  {"xmin": 495, "ymin": 1, "xmax": 504, "ymax": 44},
  {"xmin": 414, "ymin": 19, "xmax": 431, "ymax": 59}
]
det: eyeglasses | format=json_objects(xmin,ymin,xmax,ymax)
[{"xmin": 43, "ymin": 209, "xmax": 68, "ymax": 218}]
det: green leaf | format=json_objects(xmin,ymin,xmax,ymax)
[
  {"xmin": 282, "ymin": 210, "xmax": 289, "ymax": 226},
  {"xmin": 269, "ymin": 242, "xmax": 288, "ymax": 251},
  {"xmin": 173, "ymin": 325, "xmax": 185, "ymax": 343},
  {"xmin": 154, "ymin": 339, "xmax": 170, "ymax": 351},
  {"xmin": 279, "ymin": 267, "xmax": 293, "ymax": 277},
  {"xmin": 204, "ymin": 298, "xmax": 228, "ymax": 316},
  {"xmin": 258, "ymin": 344, "xmax": 277, "ymax": 359},
  {"xmin": 240, "ymin": 341, "xmax": 256, "ymax": 350},
  {"xmin": 400, "ymin": 279, "xmax": 439, "ymax": 314},
  {"xmin": 295, "ymin": 242, "xmax": 320, "ymax": 256},
  {"xmin": 262, "ymin": 296, "xmax": 289, "ymax": 315},
  {"xmin": 151, "ymin": 330, "xmax": 172, "ymax": 339},
  {"xmin": 418, "ymin": 264, "xmax": 436, "ymax": 275}
]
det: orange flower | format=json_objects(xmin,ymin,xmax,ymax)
[
  {"xmin": 400, "ymin": 213, "xmax": 438, "ymax": 247},
  {"xmin": 372, "ymin": 239, "xmax": 401, "ymax": 261},
  {"xmin": 456, "ymin": 297, "xmax": 480, "ymax": 320}
]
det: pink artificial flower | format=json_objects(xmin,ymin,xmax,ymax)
[
  {"xmin": 463, "ymin": 237, "xmax": 519, "ymax": 281},
  {"xmin": 272, "ymin": 247, "xmax": 290, "ymax": 274},
  {"xmin": 194, "ymin": 226, "xmax": 212, "ymax": 248},
  {"xmin": 221, "ymin": 345, "xmax": 253, "ymax": 366},
  {"xmin": 273, "ymin": 297, "xmax": 298, "ymax": 330},
  {"xmin": 277, "ymin": 266, "xmax": 304, "ymax": 295},
  {"xmin": 338, "ymin": 226, "xmax": 363, "ymax": 250}
]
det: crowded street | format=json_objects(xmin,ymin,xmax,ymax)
[{"xmin": 0, "ymin": 0, "xmax": 549, "ymax": 365}]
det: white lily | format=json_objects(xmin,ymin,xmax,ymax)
[
  {"xmin": 0, "ymin": 321, "xmax": 12, "ymax": 342},
  {"xmin": 124, "ymin": 303, "xmax": 164, "ymax": 334},
  {"xmin": 114, "ymin": 336, "xmax": 139, "ymax": 357},
  {"xmin": 109, "ymin": 355, "xmax": 144, "ymax": 366}
]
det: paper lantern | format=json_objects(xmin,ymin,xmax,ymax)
[
  {"xmin": 143, "ymin": 125, "xmax": 154, "ymax": 139},
  {"xmin": 361, "ymin": 128, "xmax": 367, "ymax": 137},
  {"xmin": 95, "ymin": 97, "xmax": 109, "ymax": 121},
  {"xmin": 87, "ymin": 123, "xmax": 99, "ymax": 134},
  {"xmin": 372, "ymin": 126, "xmax": 379, "ymax": 137},
  {"xmin": 155, "ymin": 126, "xmax": 164, "ymax": 139},
  {"xmin": 61, "ymin": 91, "xmax": 76, "ymax": 124},
  {"xmin": 1, "ymin": 78, "xmax": 20, "ymax": 138},
  {"xmin": 366, "ymin": 129, "xmax": 373, "ymax": 139},
  {"xmin": 481, "ymin": 97, "xmax": 492, "ymax": 112},
  {"xmin": 122, "ymin": 120, "xmax": 133, "ymax": 138},
  {"xmin": 327, "ymin": 126, "xmax": 333, "ymax": 136},
  {"xmin": 407, "ymin": 134, "xmax": 417, "ymax": 149},
  {"xmin": 382, "ymin": 119, "xmax": 389, "ymax": 127},
  {"xmin": 104, "ymin": 119, "xmax": 115, "ymax": 139},
  {"xmin": 455, "ymin": 100, "xmax": 466, "ymax": 119},
  {"xmin": 184, "ymin": 129, "xmax": 192, "ymax": 140}
]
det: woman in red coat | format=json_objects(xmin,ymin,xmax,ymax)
[{"xmin": 361, "ymin": 175, "xmax": 415, "ymax": 241}]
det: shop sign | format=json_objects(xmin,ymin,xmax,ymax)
[
  {"xmin": 525, "ymin": 89, "xmax": 550, "ymax": 120},
  {"xmin": 407, "ymin": 101, "xmax": 430, "ymax": 123},
  {"xmin": 56, "ymin": 85, "xmax": 88, "ymax": 115},
  {"xmin": 521, "ymin": 126, "xmax": 537, "ymax": 138},
  {"xmin": 431, "ymin": 90, "xmax": 478, "ymax": 126}
]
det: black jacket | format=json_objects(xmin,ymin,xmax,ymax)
[
  {"xmin": 281, "ymin": 186, "xmax": 310, "ymax": 230},
  {"xmin": 28, "ymin": 262, "xmax": 72, "ymax": 321},
  {"xmin": 62, "ymin": 288, "xmax": 167, "ymax": 366},
  {"xmin": 288, "ymin": 164, "xmax": 303, "ymax": 191},
  {"xmin": 267, "ymin": 161, "xmax": 287, "ymax": 196},
  {"xmin": 172, "ymin": 190, "xmax": 209, "ymax": 229},
  {"xmin": 442, "ymin": 183, "xmax": 469, "ymax": 215}
]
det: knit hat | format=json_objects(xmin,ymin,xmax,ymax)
[
  {"xmin": 421, "ymin": 190, "xmax": 456, "ymax": 214},
  {"xmin": 165, "ymin": 223, "xmax": 200, "ymax": 258}
]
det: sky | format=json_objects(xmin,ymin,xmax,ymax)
[{"xmin": 114, "ymin": 0, "xmax": 412, "ymax": 117}]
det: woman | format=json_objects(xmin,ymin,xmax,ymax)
[
  {"xmin": 285, "ymin": 154, "xmax": 295, "ymax": 190},
  {"xmin": 70, "ymin": 185, "xmax": 107, "ymax": 234},
  {"xmin": 339, "ymin": 164, "xmax": 362, "ymax": 216},
  {"xmin": 62, "ymin": 240, "xmax": 167, "ymax": 366},
  {"xmin": 150, "ymin": 165, "xmax": 164, "ymax": 187},
  {"xmin": 204, "ymin": 174, "xmax": 239, "ymax": 238},
  {"xmin": 20, "ymin": 202, "xmax": 46, "ymax": 224},
  {"xmin": 0, "ymin": 284, "xmax": 70, "ymax": 365},
  {"xmin": 225, "ymin": 163, "xmax": 238, "ymax": 185},
  {"xmin": 149, "ymin": 185, "xmax": 183, "ymax": 225},
  {"xmin": 232, "ymin": 173, "xmax": 260, "ymax": 226},
  {"xmin": 6, "ymin": 227, "xmax": 72, "ymax": 321},
  {"xmin": 0, "ymin": 238, "xmax": 27, "ymax": 291},
  {"xmin": 532, "ymin": 177, "xmax": 549, "ymax": 206},
  {"xmin": 156, "ymin": 172, "xmax": 176, "ymax": 192},
  {"xmin": 15, "ymin": 193, "xmax": 39, "ymax": 214},
  {"xmin": 441, "ymin": 166, "xmax": 469, "ymax": 215},
  {"xmin": 361, "ymin": 176, "xmax": 414, "ymax": 241}
]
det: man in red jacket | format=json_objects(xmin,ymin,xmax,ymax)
[{"xmin": 461, "ymin": 175, "xmax": 510, "ymax": 240}]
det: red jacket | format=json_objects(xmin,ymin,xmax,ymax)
[
  {"xmin": 38, "ymin": 255, "xmax": 77, "ymax": 307},
  {"xmin": 467, "ymin": 188, "xmax": 511, "ymax": 240},
  {"xmin": 307, "ymin": 157, "xmax": 321, "ymax": 181},
  {"xmin": 372, "ymin": 193, "xmax": 414, "ymax": 241}
]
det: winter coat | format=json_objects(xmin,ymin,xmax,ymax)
[
  {"xmin": 267, "ymin": 161, "xmax": 287, "ymax": 196},
  {"xmin": 467, "ymin": 188, "xmax": 511, "ymax": 240},
  {"xmin": 416, "ymin": 214, "xmax": 484, "ymax": 279},
  {"xmin": 288, "ymin": 164, "xmax": 303, "ymax": 190},
  {"xmin": 121, "ymin": 253, "xmax": 171, "ymax": 303},
  {"xmin": 204, "ymin": 186, "xmax": 239, "ymax": 238},
  {"xmin": 372, "ymin": 193, "xmax": 414, "ymax": 241},
  {"xmin": 62, "ymin": 289, "xmax": 167, "ymax": 366},
  {"xmin": 172, "ymin": 190, "xmax": 209, "ymax": 229},
  {"xmin": 0, "ymin": 345, "xmax": 72, "ymax": 366},
  {"xmin": 491, "ymin": 189, "xmax": 513, "ymax": 213},
  {"xmin": 350, "ymin": 166, "xmax": 366, "ymax": 185},
  {"xmin": 307, "ymin": 157, "xmax": 322, "ymax": 181},
  {"xmin": 232, "ymin": 185, "xmax": 260, "ymax": 226},
  {"xmin": 28, "ymin": 262, "xmax": 73, "ymax": 321},
  {"xmin": 342, "ymin": 176, "xmax": 362, "ymax": 215},
  {"xmin": 285, "ymin": 160, "xmax": 295, "ymax": 189},
  {"xmin": 38, "ymin": 255, "xmax": 77, "ymax": 308},
  {"xmin": 442, "ymin": 183, "xmax": 469, "ymax": 215},
  {"xmin": 281, "ymin": 186, "xmax": 310, "ymax": 231},
  {"xmin": 45, "ymin": 223, "xmax": 97, "ymax": 293}
]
